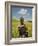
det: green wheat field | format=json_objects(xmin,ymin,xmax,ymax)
[{"xmin": 12, "ymin": 19, "xmax": 32, "ymax": 38}]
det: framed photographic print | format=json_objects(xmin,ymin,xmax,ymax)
[{"xmin": 5, "ymin": 1, "xmax": 37, "ymax": 44}]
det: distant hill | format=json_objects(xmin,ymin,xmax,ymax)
[
  {"xmin": 12, "ymin": 17, "xmax": 32, "ymax": 23},
  {"xmin": 12, "ymin": 18, "xmax": 20, "ymax": 22},
  {"xmin": 27, "ymin": 21, "xmax": 32, "ymax": 23}
]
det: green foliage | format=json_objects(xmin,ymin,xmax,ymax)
[
  {"xmin": 12, "ymin": 19, "xmax": 19, "ymax": 38},
  {"xmin": 12, "ymin": 19, "xmax": 32, "ymax": 38}
]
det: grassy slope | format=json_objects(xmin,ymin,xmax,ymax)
[{"xmin": 12, "ymin": 19, "xmax": 32, "ymax": 38}]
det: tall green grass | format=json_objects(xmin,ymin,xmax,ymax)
[{"xmin": 12, "ymin": 19, "xmax": 32, "ymax": 38}]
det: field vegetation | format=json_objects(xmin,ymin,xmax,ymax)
[{"xmin": 12, "ymin": 19, "xmax": 32, "ymax": 38}]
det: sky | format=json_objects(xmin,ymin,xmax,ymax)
[{"xmin": 11, "ymin": 6, "xmax": 32, "ymax": 21}]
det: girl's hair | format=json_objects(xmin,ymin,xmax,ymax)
[{"xmin": 20, "ymin": 17, "xmax": 24, "ymax": 25}]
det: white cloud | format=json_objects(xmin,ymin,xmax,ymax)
[{"xmin": 18, "ymin": 8, "xmax": 28, "ymax": 15}]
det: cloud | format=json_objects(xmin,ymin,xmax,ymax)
[{"xmin": 17, "ymin": 8, "xmax": 28, "ymax": 15}]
